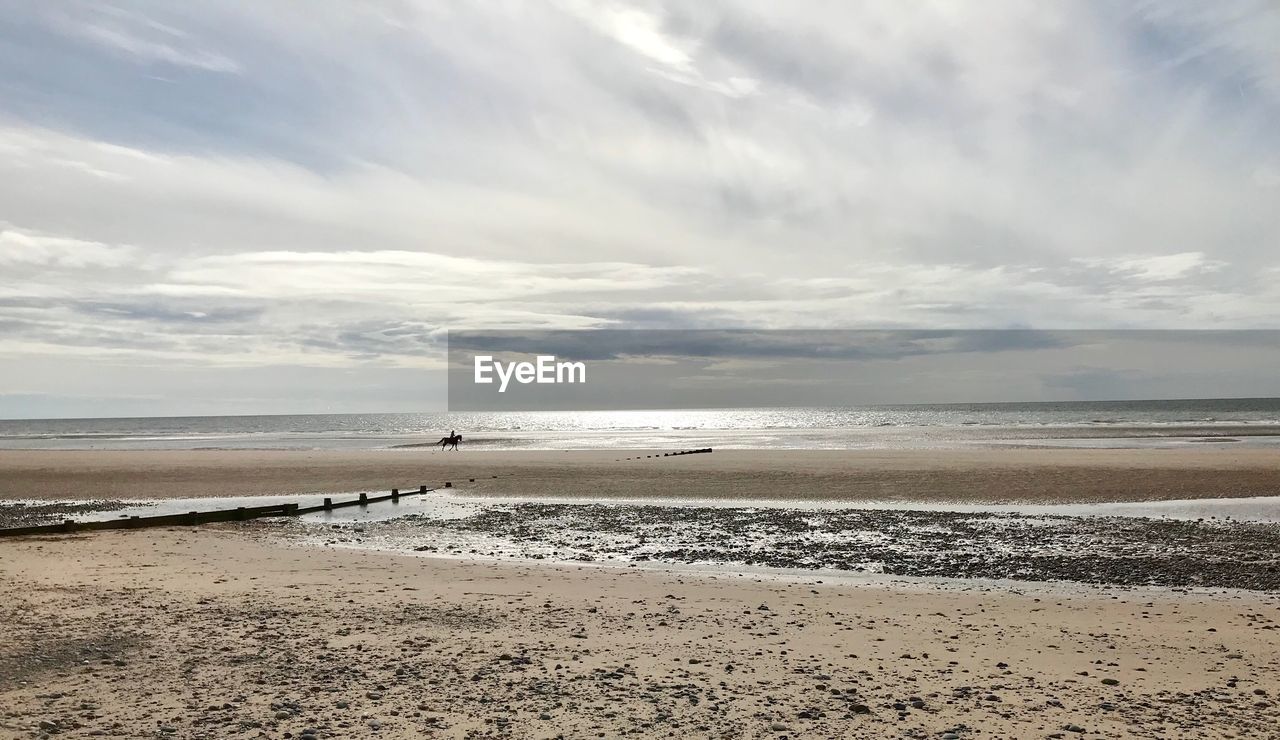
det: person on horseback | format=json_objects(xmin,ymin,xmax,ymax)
[{"xmin": 437, "ymin": 430, "xmax": 462, "ymax": 451}]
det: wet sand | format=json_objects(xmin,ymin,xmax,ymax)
[
  {"xmin": 2, "ymin": 527, "xmax": 1279, "ymax": 739},
  {"xmin": 364, "ymin": 501, "xmax": 1280, "ymax": 591},
  {"xmin": 2, "ymin": 446, "xmax": 1280, "ymax": 503}
]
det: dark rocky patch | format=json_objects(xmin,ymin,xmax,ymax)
[
  {"xmin": 0, "ymin": 501, "xmax": 133, "ymax": 529},
  {"xmin": 392, "ymin": 503, "xmax": 1280, "ymax": 590}
]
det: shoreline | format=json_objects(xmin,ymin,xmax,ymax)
[
  {"xmin": 3, "ymin": 446, "xmax": 1280, "ymax": 503},
  {"xmin": 5, "ymin": 424, "xmax": 1280, "ymax": 455}
]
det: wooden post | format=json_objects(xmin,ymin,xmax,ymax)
[
  {"xmin": 359, "ymin": 492, "xmax": 368, "ymax": 505},
  {"xmin": 323, "ymin": 497, "xmax": 333, "ymax": 511},
  {"xmin": 391, "ymin": 488, "xmax": 399, "ymax": 501},
  {"xmin": 419, "ymin": 485, "xmax": 427, "ymax": 493},
  {"xmin": 285, "ymin": 503, "xmax": 299, "ymax": 516},
  {"xmin": 187, "ymin": 511, "xmax": 199, "ymax": 526},
  {"xmin": 444, "ymin": 481, "xmax": 452, "ymax": 488}
]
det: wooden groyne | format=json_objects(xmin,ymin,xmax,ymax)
[
  {"xmin": 620, "ymin": 447, "xmax": 713, "ymax": 461},
  {"xmin": 0, "ymin": 448, "xmax": 711, "ymax": 538},
  {"xmin": 0, "ymin": 484, "xmax": 441, "ymax": 539}
]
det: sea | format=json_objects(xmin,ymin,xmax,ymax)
[{"xmin": 2, "ymin": 398, "xmax": 1280, "ymax": 451}]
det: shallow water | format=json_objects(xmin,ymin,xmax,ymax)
[
  {"xmin": 9, "ymin": 491, "xmax": 1278, "ymax": 591},
  {"xmin": 288, "ymin": 497, "xmax": 1280, "ymax": 591},
  {"xmin": 35, "ymin": 490, "xmax": 1280, "ymax": 524}
]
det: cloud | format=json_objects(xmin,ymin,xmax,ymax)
[
  {"xmin": 43, "ymin": 5, "xmax": 241, "ymax": 73},
  {"xmin": 0, "ymin": 225, "xmax": 137, "ymax": 269},
  {"xmin": 162, "ymin": 250, "xmax": 703, "ymax": 302},
  {"xmin": 558, "ymin": 0, "xmax": 694, "ymax": 71},
  {"xmin": 0, "ymin": 1, "xmax": 1276, "ymax": 414},
  {"xmin": 1074, "ymin": 252, "xmax": 1225, "ymax": 282}
]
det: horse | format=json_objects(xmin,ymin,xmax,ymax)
[{"xmin": 435, "ymin": 433, "xmax": 462, "ymax": 451}]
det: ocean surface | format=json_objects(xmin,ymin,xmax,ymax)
[{"xmin": 2, "ymin": 398, "xmax": 1280, "ymax": 451}]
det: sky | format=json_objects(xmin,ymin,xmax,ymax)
[{"xmin": 1, "ymin": 1, "xmax": 1278, "ymax": 417}]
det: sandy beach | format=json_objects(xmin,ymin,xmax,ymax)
[
  {"xmin": 2, "ymin": 446, "xmax": 1280, "ymax": 503},
  {"xmin": 2, "ymin": 527, "xmax": 1279, "ymax": 739},
  {"xmin": 4, "ymin": 445, "xmax": 1280, "ymax": 737}
]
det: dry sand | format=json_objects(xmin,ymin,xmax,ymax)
[
  {"xmin": 3, "ymin": 446, "xmax": 1280, "ymax": 503},
  {"xmin": 2, "ymin": 527, "xmax": 1279, "ymax": 739}
]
